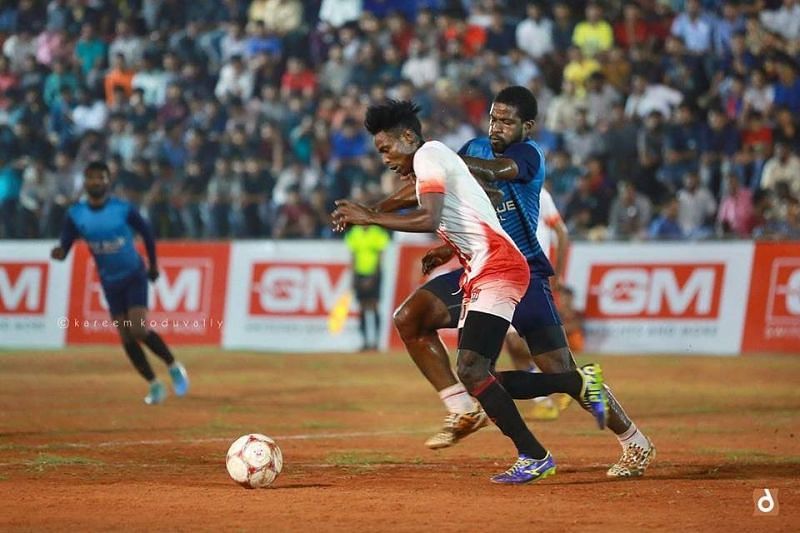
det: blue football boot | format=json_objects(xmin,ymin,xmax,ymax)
[
  {"xmin": 578, "ymin": 363, "xmax": 608, "ymax": 429},
  {"xmin": 144, "ymin": 381, "xmax": 167, "ymax": 405},
  {"xmin": 490, "ymin": 452, "xmax": 557, "ymax": 484},
  {"xmin": 168, "ymin": 362, "xmax": 189, "ymax": 397}
]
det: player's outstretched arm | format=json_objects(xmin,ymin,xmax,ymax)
[
  {"xmin": 332, "ymin": 182, "xmax": 417, "ymax": 233},
  {"xmin": 126, "ymin": 207, "xmax": 159, "ymax": 280},
  {"xmin": 372, "ymin": 182, "xmax": 418, "ymax": 213},
  {"xmin": 460, "ymin": 155, "xmax": 519, "ymax": 182},
  {"xmin": 333, "ymin": 192, "xmax": 444, "ymax": 233},
  {"xmin": 51, "ymin": 216, "xmax": 79, "ymax": 261}
]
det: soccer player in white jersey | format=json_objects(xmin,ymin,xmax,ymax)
[{"xmin": 333, "ymin": 100, "xmax": 608, "ymax": 484}]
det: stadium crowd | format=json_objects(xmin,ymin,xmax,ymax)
[{"xmin": 0, "ymin": 0, "xmax": 799, "ymax": 241}]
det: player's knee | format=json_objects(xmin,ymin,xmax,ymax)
[
  {"xmin": 532, "ymin": 348, "xmax": 575, "ymax": 373},
  {"xmin": 393, "ymin": 302, "xmax": 421, "ymax": 340},
  {"xmin": 456, "ymin": 350, "xmax": 490, "ymax": 391},
  {"xmin": 116, "ymin": 326, "xmax": 134, "ymax": 344},
  {"xmin": 128, "ymin": 323, "xmax": 148, "ymax": 342}
]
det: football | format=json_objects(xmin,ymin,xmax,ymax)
[{"xmin": 225, "ymin": 434, "xmax": 283, "ymax": 489}]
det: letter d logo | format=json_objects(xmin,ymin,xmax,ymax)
[{"xmin": 753, "ymin": 488, "xmax": 779, "ymax": 516}]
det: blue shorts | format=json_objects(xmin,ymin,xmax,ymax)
[
  {"xmin": 421, "ymin": 267, "xmax": 564, "ymax": 349},
  {"xmin": 103, "ymin": 272, "xmax": 148, "ymax": 317}
]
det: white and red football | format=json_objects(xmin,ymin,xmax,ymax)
[{"xmin": 225, "ymin": 434, "xmax": 283, "ymax": 489}]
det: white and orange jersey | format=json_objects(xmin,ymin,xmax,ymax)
[
  {"xmin": 413, "ymin": 140, "xmax": 528, "ymax": 294},
  {"xmin": 536, "ymin": 188, "xmax": 563, "ymax": 262}
]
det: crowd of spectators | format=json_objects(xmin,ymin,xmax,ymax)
[{"xmin": 0, "ymin": 0, "xmax": 799, "ymax": 241}]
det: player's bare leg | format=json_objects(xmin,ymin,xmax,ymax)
[
  {"xmin": 127, "ymin": 307, "xmax": 189, "ymax": 398},
  {"xmin": 530, "ymin": 329, "xmax": 656, "ymax": 478},
  {"xmin": 114, "ymin": 312, "xmax": 166, "ymax": 405},
  {"xmin": 456, "ymin": 311, "xmax": 606, "ymax": 484},
  {"xmin": 394, "ymin": 288, "xmax": 487, "ymax": 449},
  {"xmin": 505, "ymin": 328, "xmax": 563, "ymax": 421}
]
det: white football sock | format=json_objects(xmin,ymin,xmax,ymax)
[
  {"xmin": 617, "ymin": 423, "xmax": 651, "ymax": 450},
  {"xmin": 439, "ymin": 383, "xmax": 474, "ymax": 414}
]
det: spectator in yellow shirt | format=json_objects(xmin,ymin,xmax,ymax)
[
  {"xmin": 248, "ymin": 0, "xmax": 303, "ymax": 36},
  {"xmin": 572, "ymin": 2, "xmax": 614, "ymax": 57},
  {"xmin": 563, "ymin": 46, "xmax": 600, "ymax": 97}
]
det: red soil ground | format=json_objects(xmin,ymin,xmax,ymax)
[{"xmin": 0, "ymin": 348, "xmax": 798, "ymax": 531}]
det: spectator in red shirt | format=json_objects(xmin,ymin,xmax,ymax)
[
  {"xmin": 0, "ymin": 55, "xmax": 19, "ymax": 110},
  {"xmin": 280, "ymin": 57, "xmax": 317, "ymax": 98},
  {"xmin": 614, "ymin": 3, "xmax": 648, "ymax": 49},
  {"xmin": 273, "ymin": 185, "xmax": 316, "ymax": 239}
]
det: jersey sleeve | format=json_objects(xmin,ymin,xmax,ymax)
[
  {"xmin": 413, "ymin": 145, "xmax": 447, "ymax": 196},
  {"xmin": 457, "ymin": 139, "xmax": 473, "ymax": 156},
  {"xmin": 59, "ymin": 211, "xmax": 80, "ymax": 253},
  {"xmin": 539, "ymin": 190, "xmax": 562, "ymax": 228},
  {"xmin": 502, "ymin": 142, "xmax": 542, "ymax": 184},
  {"xmin": 126, "ymin": 205, "xmax": 157, "ymax": 266}
]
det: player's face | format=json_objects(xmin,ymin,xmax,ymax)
[
  {"xmin": 374, "ymin": 130, "xmax": 417, "ymax": 178},
  {"xmin": 84, "ymin": 168, "xmax": 109, "ymax": 199},
  {"xmin": 488, "ymin": 102, "xmax": 532, "ymax": 154}
]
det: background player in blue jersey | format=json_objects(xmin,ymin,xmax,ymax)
[
  {"xmin": 369, "ymin": 86, "xmax": 655, "ymax": 478},
  {"xmin": 50, "ymin": 161, "xmax": 189, "ymax": 405}
]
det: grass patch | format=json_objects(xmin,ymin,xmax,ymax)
[
  {"xmin": 695, "ymin": 448, "xmax": 800, "ymax": 464},
  {"xmin": 217, "ymin": 404, "xmax": 259, "ymax": 415},
  {"xmin": 325, "ymin": 451, "xmax": 403, "ymax": 467},
  {"xmin": 0, "ymin": 474, "xmax": 8, "ymax": 480},
  {"xmin": 28, "ymin": 453, "xmax": 104, "ymax": 472},
  {"xmin": 179, "ymin": 418, "xmax": 247, "ymax": 437},
  {"xmin": 301, "ymin": 420, "xmax": 345, "ymax": 430},
  {"xmin": 307, "ymin": 402, "xmax": 365, "ymax": 413}
]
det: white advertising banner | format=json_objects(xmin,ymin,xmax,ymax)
[
  {"xmin": 222, "ymin": 241, "xmax": 376, "ymax": 352},
  {"xmin": 0, "ymin": 241, "xmax": 72, "ymax": 348},
  {"xmin": 566, "ymin": 242, "xmax": 754, "ymax": 355}
]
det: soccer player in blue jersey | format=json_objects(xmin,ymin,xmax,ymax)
[
  {"xmin": 51, "ymin": 161, "xmax": 189, "ymax": 405},
  {"xmin": 370, "ymin": 86, "xmax": 655, "ymax": 478}
]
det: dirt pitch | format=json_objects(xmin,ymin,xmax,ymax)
[{"xmin": 0, "ymin": 347, "xmax": 798, "ymax": 532}]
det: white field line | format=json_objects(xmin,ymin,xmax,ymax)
[
  {"xmin": 2, "ymin": 427, "xmax": 501, "ymax": 452},
  {"xmin": 45, "ymin": 428, "xmax": 429, "ymax": 449}
]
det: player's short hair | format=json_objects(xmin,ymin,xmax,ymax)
[
  {"xmin": 494, "ymin": 85, "xmax": 538, "ymax": 122},
  {"xmin": 364, "ymin": 100, "xmax": 422, "ymax": 138},
  {"xmin": 85, "ymin": 160, "xmax": 110, "ymax": 174}
]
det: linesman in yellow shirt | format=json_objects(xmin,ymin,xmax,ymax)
[{"xmin": 345, "ymin": 224, "xmax": 391, "ymax": 350}]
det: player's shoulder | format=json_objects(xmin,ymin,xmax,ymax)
[
  {"xmin": 458, "ymin": 136, "xmax": 490, "ymax": 156},
  {"xmin": 507, "ymin": 138, "xmax": 544, "ymax": 156},
  {"xmin": 107, "ymin": 196, "xmax": 135, "ymax": 212},
  {"xmin": 67, "ymin": 198, "xmax": 89, "ymax": 217},
  {"xmin": 418, "ymin": 139, "xmax": 452, "ymax": 154},
  {"xmin": 414, "ymin": 140, "xmax": 455, "ymax": 163}
]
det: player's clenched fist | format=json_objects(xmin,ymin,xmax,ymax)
[
  {"xmin": 421, "ymin": 245, "xmax": 455, "ymax": 275},
  {"xmin": 50, "ymin": 246, "xmax": 66, "ymax": 260},
  {"xmin": 332, "ymin": 200, "xmax": 373, "ymax": 227}
]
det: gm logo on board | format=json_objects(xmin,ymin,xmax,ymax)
[
  {"xmin": 249, "ymin": 263, "xmax": 352, "ymax": 317},
  {"xmin": 586, "ymin": 264, "xmax": 725, "ymax": 319},
  {"xmin": 0, "ymin": 263, "xmax": 48, "ymax": 314},
  {"xmin": 767, "ymin": 261, "xmax": 800, "ymax": 322},
  {"xmin": 84, "ymin": 259, "xmax": 213, "ymax": 318}
]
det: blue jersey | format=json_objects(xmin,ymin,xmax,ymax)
[
  {"xmin": 458, "ymin": 136, "xmax": 554, "ymax": 278},
  {"xmin": 61, "ymin": 197, "xmax": 156, "ymax": 288}
]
